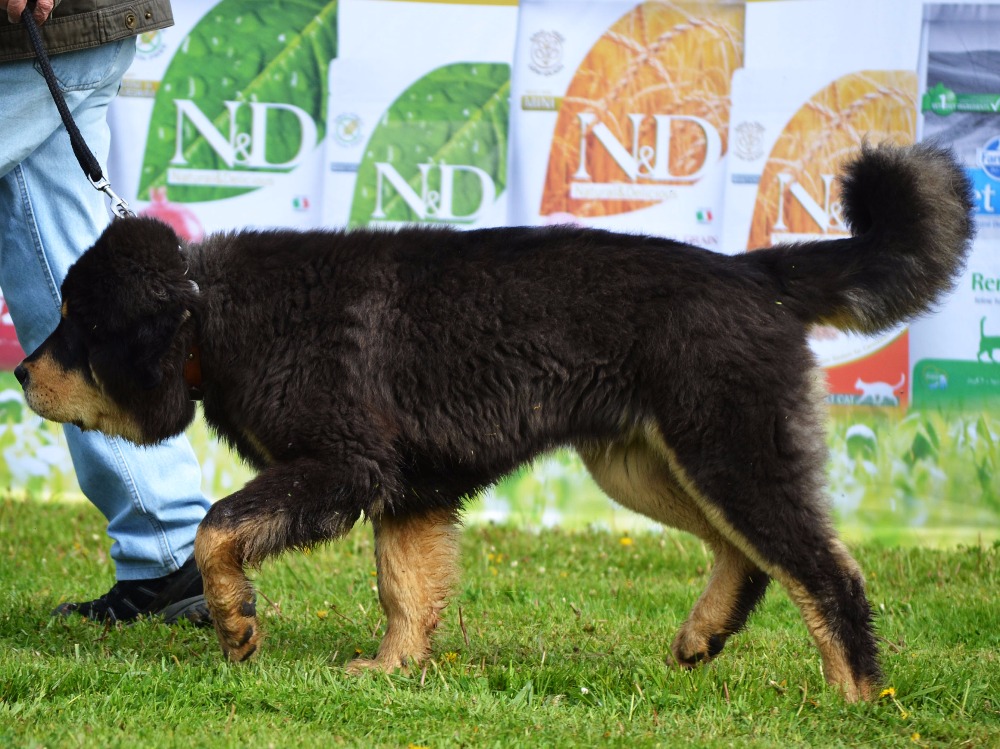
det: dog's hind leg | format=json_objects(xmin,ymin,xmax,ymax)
[
  {"xmin": 194, "ymin": 457, "xmax": 364, "ymax": 663},
  {"xmin": 347, "ymin": 508, "xmax": 461, "ymax": 673},
  {"xmin": 654, "ymin": 388, "xmax": 881, "ymax": 701},
  {"xmin": 671, "ymin": 544, "xmax": 770, "ymax": 668},
  {"xmin": 578, "ymin": 432, "xmax": 771, "ymax": 668},
  {"xmin": 694, "ymin": 501, "xmax": 879, "ymax": 701}
]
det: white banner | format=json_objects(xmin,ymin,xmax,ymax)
[
  {"xmin": 322, "ymin": 0, "xmax": 518, "ymax": 229},
  {"xmin": 722, "ymin": 0, "xmax": 922, "ymax": 405},
  {"xmin": 508, "ymin": 0, "xmax": 744, "ymax": 250},
  {"xmin": 107, "ymin": 0, "xmax": 338, "ymax": 238},
  {"xmin": 910, "ymin": 2, "xmax": 1000, "ymax": 408}
]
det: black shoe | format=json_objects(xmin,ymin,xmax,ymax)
[{"xmin": 52, "ymin": 556, "xmax": 212, "ymax": 626}]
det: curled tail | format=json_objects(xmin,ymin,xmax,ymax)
[{"xmin": 740, "ymin": 143, "xmax": 976, "ymax": 334}]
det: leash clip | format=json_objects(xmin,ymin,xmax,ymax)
[{"xmin": 90, "ymin": 175, "xmax": 136, "ymax": 219}]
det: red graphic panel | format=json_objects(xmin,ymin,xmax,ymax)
[
  {"xmin": 0, "ymin": 293, "xmax": 26, "ymax": 371},
  {"xmin": 825, "ymin": 332, "xmax": 909, "ymax": 407}
]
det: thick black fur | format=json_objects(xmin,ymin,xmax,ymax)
[{"xmin": 19, "ymin": 143, "xmax": 975, "ymax": 693}]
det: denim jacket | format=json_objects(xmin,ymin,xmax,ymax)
[{"xmin": 0, "ymin": 0, "xmax": 173, "ymax": 62}]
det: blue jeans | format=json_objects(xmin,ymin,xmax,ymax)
[{"xmin": 0, "ymin": 39, "xmax": 210, "ymax": 581}]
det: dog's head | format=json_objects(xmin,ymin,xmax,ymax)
[{"xmin": 16, "ymin": 217, "xmax": 202, "ymax": 445}]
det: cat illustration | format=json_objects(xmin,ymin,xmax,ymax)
[
  {"xmin": 855, "ymin": 374, "xmax": 906, "ymax": 405},
  {"xmin": 978, "ymin": 317, "xmax": 1000, "ymax": 363}
]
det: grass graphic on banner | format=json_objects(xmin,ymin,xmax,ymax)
[{"xmin": 0, "ymin": 371, "xmax": 996, "ymax": 545}]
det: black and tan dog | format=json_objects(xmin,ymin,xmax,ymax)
[{"xmin": 16, "ymin": 144, "xmax": 974, "ymax": 701}]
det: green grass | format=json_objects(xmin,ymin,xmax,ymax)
[{"xmin": 1, "ymin": 498, "xmax": 998, "ymax": 747}]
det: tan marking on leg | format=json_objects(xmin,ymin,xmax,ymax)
[
  {"xmin": 671, "ymin": 542, "xmax": 760, "ymax": 666},
  {"xmin": 777, "ymin": 575, "xmax": 868, "ymax": 701},
  {"xmin": 348, "ymin": 509, "xmax": 460, "ymax": 674},
  {"xmin": 801, "ymin": 538, "xmax": 873, "ymax": 701},
  {"xmin": 577, "ymin": 428, "xmax": 719, "ymax": 539},
  {"xmin": 195, "ymin": 525, "xmax": 261, "ymax": 663},
  {"xmin": 638, "ymin": 422, "xmax": 874, "ymax": 702},
  {"xmin": 579, "ymin": 431, "xmax": 759, "ymax": 666}
]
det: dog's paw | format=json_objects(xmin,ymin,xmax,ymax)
[
  {"xmin": 219, "ymin": 623, "xmax": 260, "ymax": 663},
  {"xmin": 345, "ymin": 657, "xmax": 381, "ymax": 675},
  {"xmin": 671, "ymin": 627, "xmax": 727, "ymax": 668},
  {"xmin": 831, "ymin": 672, "xmax": 878, "ymax": 703},
  {"xmin": 345, "ymin": 655, "xmax": 410, "ymax": 676},
  {"xmin": 213, "ymin": 599, "xmax": 261, "ymax": 663}
]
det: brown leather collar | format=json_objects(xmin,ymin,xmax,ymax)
[{"xmin": 184, "ymin": 342, "xmax": 204, "ymax": 401}]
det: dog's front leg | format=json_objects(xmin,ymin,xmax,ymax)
[
  {"xmin": 195, "ymin": 521, "xmax": 259, "ymax": 662},
  {"xmin": 348, "ymin": 508, "xmax": 461, "ymax": 674},
  {"xmin": 194, "ymin": 458, "xmax": 362, "ymax": 662}
]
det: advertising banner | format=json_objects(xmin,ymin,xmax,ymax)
[
  {"xmin": 107, "ymin": 0, "xmax": 338, "ymax": 238},
  {"xmin": 711, "ymin": 1, "xmax": 1000, "ymax": 545},
  {"xmin": 0, "ymin": 0, "xmax": 336, "ymax": 501},
  {"xmin": 911, "ymin": 2, "xmax": 1000, "ymax": 409},
  {"xmin": 509, "ymin": 0, "xmax": 744, "ymax": 249},
  {"xmin": 0, "ymin": 298, "xmax": 23, "ymax": 371},
  {"xmin": 0, "ymin": 0, "xmax": 995, "ymax": 545},
  {"xmin": 323, "ymin": 0, "xmax": 517, "ymax": 229},
  {"xmin": 723, "ymin": 0, "xmax": 923, "ymax": 407}
]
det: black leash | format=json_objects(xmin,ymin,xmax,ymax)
[{"xmin": 21, "ymin": 9, "xmax": 135, "ymax": 218}]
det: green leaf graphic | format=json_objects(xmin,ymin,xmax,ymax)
[
  {"xmin": 139, "ymin": 0, "xmax": 337, "ymax": 203},
  {"xmin": 349, "ymin": 63, "xmax": 510, "ymax": 227}
]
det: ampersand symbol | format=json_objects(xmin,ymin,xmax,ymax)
[
  {"xmin": 636, "ymin": 145, "xmax": 656, "ymax": 178},
  {"xmin": 232, "ymin": 132, "xmax": 253, "ymax": 164},
  {"xmin": 424, "ymin": 189, "xmax": 442, "ymax": 216}
]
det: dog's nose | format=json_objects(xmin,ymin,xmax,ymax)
[{"xmin": 14, "ymin": 364, "xmax": 28, "ymax": 389}]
